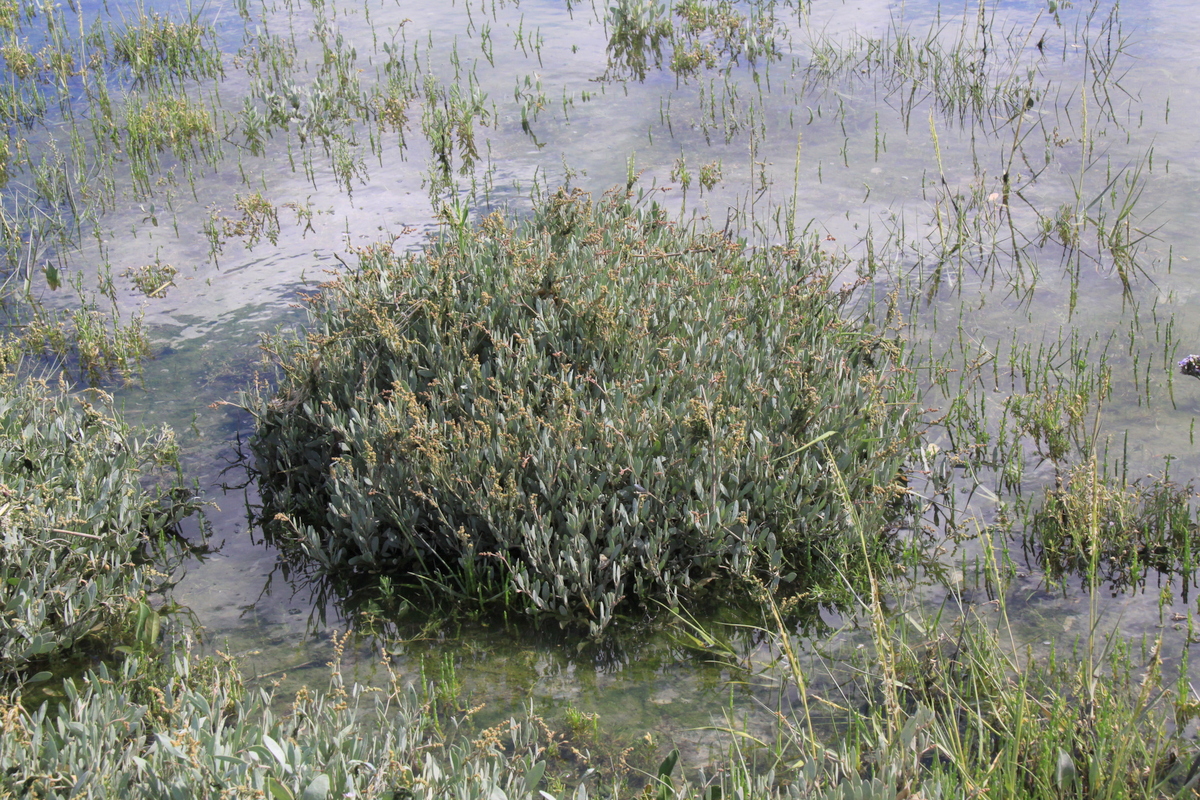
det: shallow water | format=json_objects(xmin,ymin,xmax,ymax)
[{"xmin": 11, "ymin": 0, "xmax": 1200, "ymax": 763}]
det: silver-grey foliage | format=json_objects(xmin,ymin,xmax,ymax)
[
  {"xmin": 248, "ymin": 189, "xmax": 921, "ymax": 633},
  {"xmin": 0, "ymin": 379, "xmax": 200, "ymax": 670}
]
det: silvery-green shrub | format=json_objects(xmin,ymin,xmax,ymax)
[
  {"xmin": 0, "ymin": 378, "xmax": 199, "ymax": 669},
  {"xmin": 248, "ymin": 189, "xmax": 920, "ymax": 632},
  {"xmin": 0, "ymin": 650, "xmax": 550, "ymax": 799}
]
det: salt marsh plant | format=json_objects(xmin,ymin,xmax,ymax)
[
  {"xmin": 0, "ymin": 646, "xmax": 557, "ymax": 800},
  {"xmin": 0, "ymin": 377, "xmax": 201, "ymax": 671},
  {"xmin": 246, "ymin": 188, "xmax": 922, "ymax": 634},
  {"xmin": 802, "ymin": 604, "xmax": 1200, "ymax": 799},
  {"xmin": 109, "ymin": 10, "xmax": 223, "ymax": 86},
  {"xmin": 0, "ymin": 0, "xmax": 1191, "ymax": 791},
  {"xmin": 1027, "ymin": 461, "xmax": 1200, "ymax": 594},
  {"xmin": 8, "ymin": 599, "xmax": 1199, "ymax": 800}
]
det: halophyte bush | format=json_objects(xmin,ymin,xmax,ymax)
[
  {"xmin": 247, "ymin": 188, "xmax": 922, "ymax": 633},
  {"xmin": 0, "ymin": 377, "xmax": 200, "ymax": 670}
]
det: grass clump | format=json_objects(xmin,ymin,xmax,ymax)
[
  {"xmin": 247, "ymin": 188, "xmax": 921, "ymax": 634},
  {"xmin": 798, "ymin": 609, "xmax": 1200, "ymax": 800},
  {"xmin": 21, "ymin": 299, "xmax": 154, "ymax": 383},
  {"xmin": 1027, "ymin": 462, "xmax": 1200, "ymax": 592},
  {"xmin": 604, "ymin": 0, "xmax": 674, "ymax": 81},
  {"xmin": 7, "ymin": 606, "xmax": 1196, "ymax": 800},
  {"xmin": 604, "ymin": 0, "xmax": 782, "ymax": 82},
  {"xmin": 122, "ymin": 257, "xmax": 177, "ymax": 298},
  {"xmin": 0, "ymin": 377, "xmax": 200, "ymax": 671},
  {"xmin": 110, "ymin": 11, "xmax": 222, "ymax": 85},
  {"xmin": 123, "ymin": 93, "xmax": 218, "ymax": 196}
]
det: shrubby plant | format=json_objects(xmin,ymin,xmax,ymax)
[
  {"xmin": 0, "ymin": 377, "xmax": 200, "ymax": 670},
  {"xmin": 248, "ymin": 188, "xmax": 921, "ymax": 632},
  {"xmin": 0, "ymin": 645, "xmax": 554, "ymax": 800}
]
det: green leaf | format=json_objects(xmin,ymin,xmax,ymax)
[
  {"xmin": 656, "ymin": 748, "xmax": 679, "ymax": 800},
  {"xmin": 656, "ymin": 748, "xmax": 679, "ymax": 782},
  {"xmin": 523, "ymin": 760, "xmax": 546, "ymax": 792},
  {"xmin": 262, "ymin": 734, "xmax": 291, "ymax": 772},
  {"xmin": 266, "ymin": 776, "xmax": 295, "ymax": 800},
  {"xmin": 154, "ymin": 732, "xmax": 189, "ymax": 760},
  {"xmin": 773, "ymin": 430, "xmax": 836, "ymax": 463},
  {"xmin": 27, "ymin": 671, "xmax": 52, "ymax": 683},
  {"xmin": 1054, "ymin": 748, "xmax": 1077, "ymax": 789},
  {"xmin": 301, "ymin": 773, "xmax": 330, "ymax": 800},
  {"xmin": 145, "ymin": 609, "xmax": 161, "ymax": 644}
]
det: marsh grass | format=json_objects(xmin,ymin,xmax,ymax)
[
  {"xmin": 17, "ymin": 290, "xmax": 154, "ymax": 382},
  {"xmin": 603, "ymin": 0, "xmax": 674, "ymax": 82},
  {"xmin": 805, "ymin": 605, "xmax": 1199, "ymax": 799},
  {"xmin": 603, "ymin": 0, "xmax": 784, "ymax": 84},
  {"xmin": 1027, "ymin": 462, "xmax": 1200, "ymax": 596},
  {"xmin": 686, "ymin": 460, "xmax": 1200, "ymax": 800},
  {"xmin": 0, "ymin": 0, "xmax": 230, "ymax": 379},
  {"xmin": 109, "ymin": 9, "xmax": 223, "ymax": 86},
  {"xmin": 801, "ymin": 3, "xmax": 1043, "ymax": 133},
  {"xmin": 123, "ymin": 93, "xmax": 219, "ymax": 196},
  {"xmin": 7, "ymin": 579, "xmax": 1198, "ymax": 800}
]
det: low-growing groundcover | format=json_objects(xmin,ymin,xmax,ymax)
[
  {"xmin": 0, "ymin": 377, "xmax": 201, "ymax": 671},
  {"xmin": 247, "ymin": 188, "xmax": 922, "ymax": 632},
  {"xmin": 5, "ymin": 598, "xmax": 1199, "ymax": 799}
]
